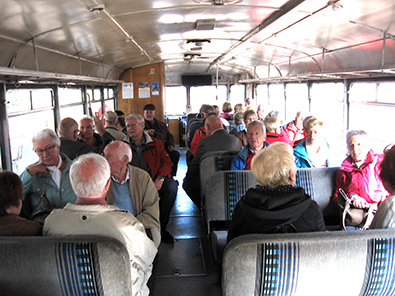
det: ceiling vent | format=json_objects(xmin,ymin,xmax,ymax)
[{"xmin": 196, "ymin": 19, "xmax": 216, "ymax": 30}]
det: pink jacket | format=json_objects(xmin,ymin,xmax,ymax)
[{"xmin": 333, "ymin": 150, "xmax": 389, "ymax": 205}]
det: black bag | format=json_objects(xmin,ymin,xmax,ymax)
[
  {"xmin": 337, "ymin": 188, "xmax": 376, "ymax": 230},
  {"xmin": 21, "ymin": 193, "xmax": 54, "ymax": 224}
]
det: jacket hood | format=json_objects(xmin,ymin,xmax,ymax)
[{"xmin": 238, "ymin": 185, "xmax": 313, "ymax": 232}]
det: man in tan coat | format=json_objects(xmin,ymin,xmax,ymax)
[{"xmin": 103, "ymin": 141, "xmax": 160, "ymax": 247}]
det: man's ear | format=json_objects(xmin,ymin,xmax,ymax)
[{"xmin": 104, "ymin": 178, "xmax": 111, "ymax": 193}]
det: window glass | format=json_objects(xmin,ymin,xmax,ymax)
[
  {"xmin": 377, "ymin": 82, "xmax": 395, "ymax": 103},
  {"xmin": 349, "ymin": 83, "xmax": 376, "ymax": 103},
  {"xmin": 256, "ymin": 84, "xmax": 269, "ymax": 114},
  {"xmin": 59, "ymin": 88, "xmax": 82, "ymax": 105},
  {"xmin": 9, "ymin": 110, "xmax": 54, "ymax": 174},
  {"xmin": 267, "ymin": 84, "xmax": 285, "ymax": 122},
  {"xmin": 93, "ymin": 88, "xmax": 102, "ymax": 101},
  {"xmin": 190, "ymin": 85, "xmax": 227, "ymax": 114},
  {"xmin": 310, "ymin": 82, "xmax": 346, "ymax": 156},
  {"xmin": 165, "ymin": 86, "xmax": 187, "ymax": 115},
  {"xmin": 32, "ymin": 89, "xmax": 52, "ymax": 109},
  {"xmin": 229, "ymin": 84, "xmax": 244, "ymax": 107},
  {"xmin": 285, "ymin": 83, "xmax": 309, "ymax": 123},
  {"xmin": 6, "ymin": 89, "xmax": 31, "ymax": 113},
  {"xmin": 60, "ymin": 105, "xmax": 84, "ymax": 122}
]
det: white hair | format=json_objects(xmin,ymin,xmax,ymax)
[
  {"xmin": 32, "ymin": 129, "xmax": 60, "ymax": 148},
  {"xmin": 70, "ymin": 154, "xmax": 110, "ymax": 198}
]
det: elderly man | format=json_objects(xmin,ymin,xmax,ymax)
[
  {"xmin": 104, "ymin": 141, "xmax": 160, "ymax": 247},
  {"xmin": 231, "ymin": 121, "xmax": 270, "ymax": 171},
  {"xmin": 58, "ymin": 115, "xmax": 114, "ymax": 160},
  {"xmin": 143, "ymin": 104, "xmax": 180, "ymax": 177},
  {"xmin": 43, "ymin": 154, "xmax": 157, "ymax": 296},
  {"xmin": 124, "ymin": 113, "xmax": 178, "ymax": 244},
  {"xmin": 20, "ymin": 129, "xmax": 77, "ymax": 213},
  {"xmin": 235, "ymin": 109, "xmax": 257, "ymax": 148},
  {"xmin": 104, "ymin": 111, "xmax": 126, "ymax": 140},
  {"xmin": 183, "ymin": 114, "xmax": 242, "ymax": 208},
  {"xmin": 78, "ymin": 116, "xmax": 103, "ymax": 146}
]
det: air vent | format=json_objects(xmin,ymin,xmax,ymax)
[{"xmin": 196, "ymin": 19, "xmax": 216, "ymax": 30}]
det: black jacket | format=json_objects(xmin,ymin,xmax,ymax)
[{"xmin": 227, "ymin": 185, "xmax": 326, "ymax": 242}]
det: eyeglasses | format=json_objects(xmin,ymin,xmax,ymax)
[
  {"xmin": 126, "ymin": 122, "xmax": 143, "ymax": 128},
  {"xmin": 35, "ymin": 145, "xmax": 56, "ymax": 155}
]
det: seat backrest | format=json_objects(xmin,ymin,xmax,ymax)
[
  {"xmin": 204, "ymin": 170, "xmax": 258, "ymax": 232},
  {"xmin": 200, "ymin": 151, "xmax": 240, "ymax": 197},
  {"xmin": 223, "ymin": 229, "xmax": 395, "ymax": 296},
  {"xmin": 295, "ymin": 167, "xmax": 339, "ymax": 219},
  {"xmin": 0, "ymin": 235, "xmax": 132, "ymax": 296}
]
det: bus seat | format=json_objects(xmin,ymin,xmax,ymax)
[
  {"xmin": 222, "ymin": 230, "xmax": 395, "ymax": 296},
  {"xmin": 199, "ymin": 151, "xmax": 239, "ymax": 198},
  {"xmin": 296, "ymin": 167, "xmax": 339, "ymax": 226},
  {"xmin": 0, "ymin": 235, "xmax": 132, "ymax": 296}
]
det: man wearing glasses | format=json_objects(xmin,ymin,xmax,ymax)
[{"xmin": 20, "ymin": 129, "xmax": 77, "ymax": 217}]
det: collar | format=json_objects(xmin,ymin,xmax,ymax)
[
  {"xmin": 75, "ymin": 197, "xmax": 108, "ymax": 205},
  {"xmin": 112, "ymin": 166, "xmax": 129, "ymax": 185}
]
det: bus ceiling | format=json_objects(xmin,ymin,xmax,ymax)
[{"xmin": 0, "ymin": 0, "xmax": 394, "ymax": 85}]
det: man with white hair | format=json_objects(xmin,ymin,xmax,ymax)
[
  {"xmin": 104, "ymin": 141, "xmax": 160, "ymax": 247},
  {"xmin": 43, "ymin": 153, "xmax": 157, "ymax": 296}
]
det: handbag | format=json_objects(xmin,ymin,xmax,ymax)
[
  {"xmin": 21, "ymin": 193, "xmax": 54, "ymax": 224},
  {"xmin": 337, "ymin": 188, "xmax": 377, "ymax": 230}
]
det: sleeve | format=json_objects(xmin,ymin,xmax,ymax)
[
  {"xmin": 190, "ymin": 128, "xmax": 201, "ymax": 156},
  {"xmin": 20, "ymin": 169, "xmax": 35, "ymax": 198},
  {"xmin": 154, "ymin": 138, "xmax": 173, "ymax": 178},
  {"xmin": 333, "ymin": 168, "xmax": 346, "ymax": 205},
  {"xmin": 231, "ymin": 155, "xmax": 242, "ymax": 171}
]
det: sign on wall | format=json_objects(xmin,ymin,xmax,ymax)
[{"xmin": 122, "ymin": 83, "xmax": 134, "ymax": 99}]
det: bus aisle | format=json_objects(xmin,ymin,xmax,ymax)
[{"xmin": 155, "ymin": 147, "xmax": 222, "ymax": 296}]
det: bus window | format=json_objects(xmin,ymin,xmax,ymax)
[
  {"xmin": 285, "ymin": 83, "xmax": 309, "ymax": 123},
  {"xmin": 7, "ymin": 89, "xmax": 54, "ymax": 174},
  {"xmin": 267, "ymin": 84, "xmax": 286, "ymax": 122},
  {"xmin": 310, "ymin": 82, "xmax": 346, "ymax": 155},
  {"xmin": 59, "ymin": 88, "xmax": 84, "ymax": 121},
  {"xmin": 349, "ymin": 82, "xmax": 395, "ymax": 153},
  {"xmin": 165, "ymin": 86, "xmax": 187, "ymax": 115},
  {"xmin": 256, "ymin": 84, "xmax": 269, "ymax": 112},
  {"xmin": 190, "ymin": 85, "xmax": 227, "ymax": 114},
  {"xmin": 229, "ymin": 84, "xmax": 244, "ymax": 107}
]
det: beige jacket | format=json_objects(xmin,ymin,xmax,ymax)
[
  {"xmin": 106, "ymin": 165, "xmax": 161, "ymax": 247},
  {"xmin": 43, "ymin": 204, "xmax": 157, "ymax": 296}
]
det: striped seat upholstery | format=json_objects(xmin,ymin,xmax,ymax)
[
  {"xmin": 0, "ymin": 236, "xmax": 132, "ymax": 296},
  {"xmin": 223, "ymin": 230, "xmax": 395, "ymax": 296}
]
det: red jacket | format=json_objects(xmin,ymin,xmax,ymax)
[
  {"xmin": 282, "ymin": 121, "xmax": 305, "ymax": 148},
  {"xmin": 124, "ymin": 132, "xmax": 173, "ymax": 180},
  {"xmin": 190, "ymin": 126, "xmax": 207, "ymax": 156},
  {"xmin": 333, "ymin": 150, "xmax": 389, "ymax": 205},
  {"xmin": 265, "ymin": 131, "xmax": 291, "ymax": 146}
]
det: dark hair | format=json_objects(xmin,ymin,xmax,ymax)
[
  {"xmin": 143, "ymin": 104, "xmax": 156, "ymax": 111},
  {"xmin": 0, "ymin": 171, "xmax": 23, "ymax": 214},
  {"xmin": 380, "ymin": 145, "xmax": 395, "ymax": 190},
  {"xmin": 115, "ymin": 110, "xmax": 125, "ymax": 116}
]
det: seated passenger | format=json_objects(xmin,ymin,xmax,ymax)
[
  {"xmin": 227, "ymin": 142, "xmax": 326, "ymax": 243},
  {"xmin": 187, "ymin": 104, "xmax": 214, "ymax": 149},
  {"xmin": 104, "ymin": 141, "xmax": 160, "ymax": 247},
  {"xmin": 263, "ymin": 117, "xmax": 291, "ymax": 145},
  {"xmin": 78, "ymin": 116, "xmax": 103, "ymax": 146},
  {"xmin": 370, "ymin": 145, "xmax": 395, "ymax": 229},
  {"xmin": 256, "ymin": 104, "xmax": 265, "ymax": 120},
  {"xmin": 235, "ymin": 109, "xmax": 257, "ymax": 148},
  {"xmin": 231, "ymin": 121, "xmax": 269, "ymax": 171},
  {"xmin": 293, "ymin": 116, "xmax": 337, "ymax": 168},
  {"xmin": 0, "ymin": 171, "xmax": 42, "ymax": 236},
  {"xmin": 104, "ymin": 111, "xmax": 127, "ymax": 140},
  {"xmin": 20, "ymin": 129, "xmax": 77, "ymax": 212},
  {"xmin": 43, "ymin": 154, "xmax": 157, "ymax": 296},
  {"xmin": 220, "ymin": 101, "xmax": 233, "ymax": 120},
  {"xmin": 233, "ymin": 103, "xmax": 244, "ymax": 114},
  {"xmin": 229, "ymin": 112, "xmax": 245, "ymax": 135},
  {"xmin": 333, "ymin": 130, "xmax": 389, "ymax": 215},
  {"xmin": 183, "ymin": 114, "xmax": 242, "ymax": 209}
]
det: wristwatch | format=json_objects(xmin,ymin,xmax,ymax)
[{"xmin": 157, "ymin": 176, "xmax": 166, "ymax": 181}]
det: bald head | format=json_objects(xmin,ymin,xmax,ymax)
[
  {"xmin": 104, "ymin": 141, "xmax": 133, "ymax": 163},
  {"xmin": 58, "ymin": 117, "xmax": 79, "ymax": 140},
  {"xmin": 205, "ymin": 114, "xmax": 223, "ymax": 136}
]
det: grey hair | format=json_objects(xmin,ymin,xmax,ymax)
[
  {"xmin": 32, "ymin": 129, "xmax": 60, "ymax": 149},
  {"xmin": 346, "ymin": 130, "xmax": 368, "ymax": 143},
  {"xmin": 104, "ymin": 141, "xmax": 133, "ymax": 162},
  {"xmin": 125, "ymin": 113, "xmax": 145, "ymax": 124},
  {"xmin": 70, "ymin": 153, "xmax": 110, "ymax": 198},
  {"xmin": 247, "ymin": 120, "xmax": 266, "ymax": 134}
]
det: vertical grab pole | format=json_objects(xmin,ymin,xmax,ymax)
[{"xmin": 0, "ymin": 84, "xmax": 12, "ymax": 170}]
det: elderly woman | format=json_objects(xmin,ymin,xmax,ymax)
[
  {"xmin": 20, "ymin": 129, "xmax": 77, "ymax": 213},
  {"xmin": 333, "ymin": 130, "xmax": 389, "ymax": 211},
  {"xmin": 220, "ymin": 101, "xmax": 233, "ymax": 119},
  {"xmin": 227, "ymin": 142, "xmax": 326, "ymax": 242},
  {"xmin": 293, "ymin": 116, "xmax": 336, "ymax": 168},
  {"xmin": 0, "ymin": 171, "xmax": 42, "ymax": 236},
  {"xmin": 370, "ymin": 145, "xmax": 395, "ymax": 229}
]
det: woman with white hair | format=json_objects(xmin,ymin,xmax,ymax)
[{"xmin": 227, "ymin": 142, "xmax": 326, "ymax": 242}]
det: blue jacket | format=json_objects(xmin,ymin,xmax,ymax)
[
  {"xmin": 20, "ymin": 152, "xmax": 77, "ymax": 209},
  {"xmin": 293, "ymin": 139, "xmax": 338, "ymax": 168},
  {"xmin": 231, "ymin": 142, "xmax": 270, "ymax": 171}
]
